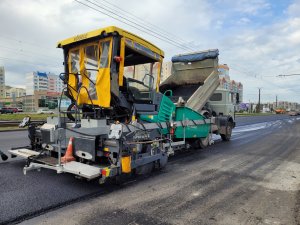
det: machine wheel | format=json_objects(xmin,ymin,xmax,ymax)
[
  {"xmin": 67, "ymin": 103, "xmax": 76, "ymax": 121},
  {"xmin": 158, "ymin": 153, "xmax": 168, "ymax": 169},
  {"xmin": 221, "ymin": 122, "xmax": 233, "ymax": 141},
  {"xmin": 199, "ymin": 136, "xmax": 209, "ymax": 149},
  {"xmin": 203, "ymin": 112, "xmax": 210, "ymax": 119},
  {"xmin": 112, "ymin": 175, "xmax": 122, "ymax": 185},
  {"xmin": 135, "ymin": 162, "xmax": 155, "ymax": 175}
]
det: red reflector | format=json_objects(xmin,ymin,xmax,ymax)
[
  {"xmin": 101, "ymin": 169, "xmax": 106, "ymax": 176},
  {"xmin": 114, "ymin": 56, "xmax": 122, "ymax": 62}
]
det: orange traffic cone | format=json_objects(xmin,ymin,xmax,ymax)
[{"xmin": 61, "ymin": 137, "xmax": 75, "ymax": 163}]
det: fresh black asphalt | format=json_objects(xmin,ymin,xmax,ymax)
[{"xmin": 0, "ymin": 114, "xmax": 296, "ymax": 224}]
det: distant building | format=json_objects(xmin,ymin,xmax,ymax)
[
  {"xmin": 0, "ymin": 66, "xmax": 5, "ymax": 98},
  {"xmin": 26, "ymin": 71, "xmax": 48, "ymax": 95},
  {"xmin": 218, "ymin": 64, "xmax": 243, "ymax": 103},
  {"xmin": 23, "ymin": 90, "xmax": 61, "ymax": 112},
  {"xmin": 277, "ymin": 101, "xmax": 300, "ymax": 111},
  {"xmin": 259, "ymin": 101, "xmax": 300, "ymax": 113},
  {"xmin": 48, "ymin": 73, "xmax": 64, "ymax": 94},
  {"xmin": 161, "ymin": 61, "xmax": 172, "ymax": 82},
  {"xmin": 26, "ymin": 71, "xmax": 63, "ymax": 95},
  {"xmin": 0, "ymin": 85, "xmax": 25, "ymax": 108},
  {"xmin": 5, "ymin": 86, "xmax": 26, "ymax": 98},
  {"xmin": 218, "ymin": 64, "xmax": 230, "ymax": 79}
]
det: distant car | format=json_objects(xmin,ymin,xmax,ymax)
[
  {"xmin": 37, "ymin": 109, "xmax": 54, "ymax": 114},
  {"xmin": 288, "ymin": 110, "xmax": 298, "ymax": 116},
  {"xmin": 275, "ymin": 109, "xmax": 286, "ymax": 114},
  {"xmin": 0, "ymin": 107, "xmax": 14, "ymax": 114},
  {"xmin": 17, "ymin": 108, "xmax": 23, "ymax": 112},
  {"xmin": 10, "ymin": 108, "xmax": 18, "ymax": 113}
]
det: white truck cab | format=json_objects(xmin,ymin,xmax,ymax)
[{"xmin": 207, "ymin": 89, "xmax": 239, "ymax": 120}]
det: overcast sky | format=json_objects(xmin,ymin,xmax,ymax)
[{"xmin": 0, "ymin": 0, "xmax": 300, "ymax": 103}]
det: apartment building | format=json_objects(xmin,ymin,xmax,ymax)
[
  {"xmin": 26, "ymin": 71, "xmax": 63, "ymax": 95},
  {"xmin": 161, "ymin": 61, "xmax": 172, "ymax": 82},
  {"xmin": 0, "ymin": 66, "xmax": 5, "ymax": 98},
  {"xmin": 5, "ymin": 87, "xmax": 26, "ymax": 98},
  {"xmin": 218, "ymin": 64, "xmax": 243, "ymax": 102},
  {"xmin": 48, "ymin": 73, "xmax": 64, "ymax": 94},
  {"xmin": 26, "ymin": 71, "xmax": 48, "ymax": 95}
]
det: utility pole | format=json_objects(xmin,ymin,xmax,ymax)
[
  {"xmin": 275, "ymin": 95, "xmax": 278, "ymax": 108},
  {"xmin": 257, "ymin": 87, "xmax": 262, "ymax": 113}
]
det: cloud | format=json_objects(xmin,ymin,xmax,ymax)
[
  {"xmin": 215, "ymin": 0, "xmax": 300, "ymax": 102},
  {"xmin": 237, "ymin": 17, "xmax": 251, "ymax": 25},
  {"xmin": 217, "ymin": 0, "xmax": 271, "ymax": 15},
  {"xmin": 287, "ymin": 0, "xmax": 300, "ymax": 15},
  {"xmin": 0, "ymin": 0, "xmax": 299, "ymax": 103}
]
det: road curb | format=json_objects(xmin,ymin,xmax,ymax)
[{"xmin": 0, "ymin": 129, "xmax": 26, "ymax": 132}]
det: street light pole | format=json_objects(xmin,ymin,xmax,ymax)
[{"xmin": 257, "ymin": 88, "xmax": 262, "ymax": 113}]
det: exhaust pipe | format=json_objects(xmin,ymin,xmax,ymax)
[{"xmin": 0, "ymin": 150, "xmax": 8, "ymax": 161}]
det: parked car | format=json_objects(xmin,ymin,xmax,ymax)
[
  {"xmin": 288, "ymin": 110, "xmax": 298, "ymax": 116},
  {"xmin": 0, "ymin": 107, "xmax": 14, "ymax": 114},
  {"xmin": 37, "ymin": 109, "xmax": 54, "ymax": 114},
  {"xmin": 11, "ymin": 108, "xmax": 18, "ymax": 113},
  {"xmin": 17, "ymin": 108, "xmax": 23, "ymax": 112}
]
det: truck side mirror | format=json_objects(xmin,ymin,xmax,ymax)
[{"xmin": 236, "ymin": 93, "xmax": 240, "ymax": 104}]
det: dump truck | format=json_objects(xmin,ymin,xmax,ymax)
[{"xmin": 9, "ymin": 26, "xmax": 238, "ymax": 184}]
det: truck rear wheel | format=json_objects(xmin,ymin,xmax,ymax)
[
  {"xmin": 221, "ymin": 122, "xmax": 233, "ymax": 141},
  {"xmin": 199, "ymin": 136, "xmax": 209, "ymax": 149}
]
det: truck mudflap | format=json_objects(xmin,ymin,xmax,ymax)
[{"xmin": 9, "ymin": 149, "xmax": 103, "ymax": 180}]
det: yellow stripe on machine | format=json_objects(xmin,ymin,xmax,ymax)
[{"xmin": 57, "ymin": 26, "xmax": 164, "ymax": 58}]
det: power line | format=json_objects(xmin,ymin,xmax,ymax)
[
  {"xmin": 228, "ymin": 60, "xmax": 300, "ymax": 78},
  {"xmin": 277, "ymin": 74, "xmax": 300, "ymax": 77},
  {"xmin": 229, "ymin": 65, "xmax": 300, "ymax": 95},
  {"xmin": 0, "ymin": 56, "xmax": 60, "ymax": 68},
  {"xmin": 86, "ymin": 0, "xmax": 194, "ymax": 51},
  {"xmin": 75, "ymin": 0, "xmax": 194, "ymax": 52},
  {"xmin": 96, "ymin": 0, "xmax": 193, "ymax": 47},
  {"xmin": 0, "ymin": 35, "xmax": 57, "ymax": 52},
  {"xmin": 0, "ymin": 36, "xmax": 60, "ymax": 59},
  {"xmin": 0, "ymin": 45, "xmax": 59, "ymax": 64},
  {"xmin": 86, "ymin": 0, "xmax": 195, "ymax": 51}
]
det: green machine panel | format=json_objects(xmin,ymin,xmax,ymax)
[
  {"xmin": 174, "ymin": 107, "xmax": 210, "ymax": 138},
  {"xmin": 139, "ymin": 92, "xmax": 175, "ymax": 123},
  {"xmin": 139, "ymin": 92, "xmax": 210, "ymax": 139}
]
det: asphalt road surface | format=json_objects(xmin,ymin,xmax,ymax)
[
  {"xmin": 235, "ymin": 114, "xmax": 290, "ymax": 126},
  {"xmin": 0, "ymin": 114, "xmax": 299, "ymax": 224}
]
